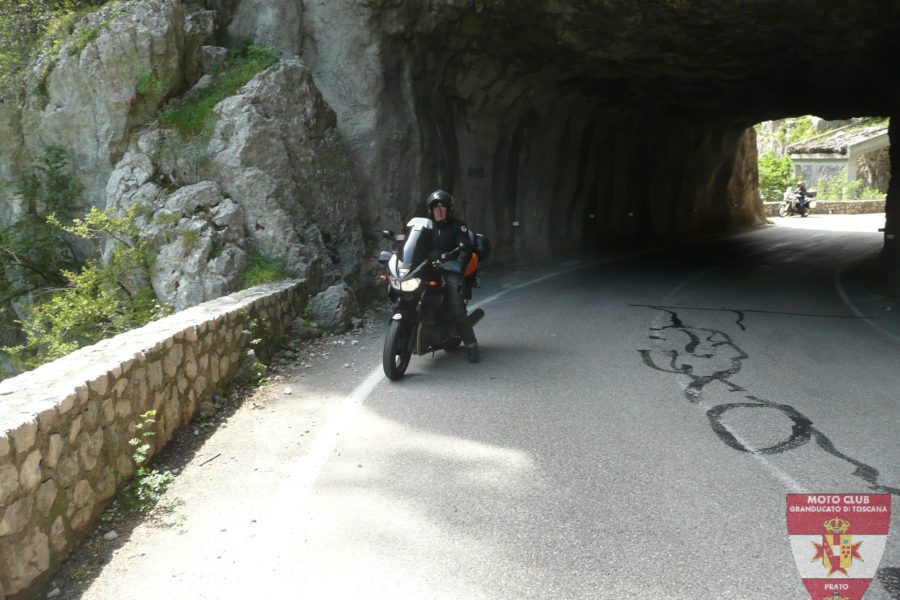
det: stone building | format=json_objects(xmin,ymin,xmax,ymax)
[{"xmin": 787, "ymin": 119, "xmax": 891, "ymax": 192}]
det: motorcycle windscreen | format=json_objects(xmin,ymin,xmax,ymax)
[{"xmin": 400, "ymin": 217, "xmax": 434, "ymax": 268}]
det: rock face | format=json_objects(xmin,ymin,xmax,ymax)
[
  {"xmin": 310, "ymin": 283, "xmax": 358, "ymax": 332},
  {"xmin": 1, "ymin": 1, "xmax": 366, "ymax": 330},
  {"xmin": 202, "ymin": 59, "xmax": 365, "ymax": 286},
  {"xmin": 17, "ymin": 0, "xmax": 213, "ymax": 209},
  {"xmin": 150, "ymin": 182, "xmax": 250, "ymax": 310},
  {"xmin": 103, "ymin": 55, "xmax": 367, "ymax": 310}
]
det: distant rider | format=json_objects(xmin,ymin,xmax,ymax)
[
  {"xmin": 794, "ymin": 181, "xmax": 810, "ymax": 210},
  {"xmin": 426, "ymin": 190, "xmax": 480, "ymax": 363}
]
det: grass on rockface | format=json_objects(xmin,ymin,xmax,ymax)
[
  {"xmin": 240, "ymin": 253, "xmax": 288, "ymax": 289},
  {"xmin": 158, "ymin": 44, "xmax": 279, "ymax": 138},
  {"xmin": 0, "ymin": 1, "xmax": 113, "ymax": 95}
]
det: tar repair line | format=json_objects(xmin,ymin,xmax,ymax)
[{"xmin": 649, "ymin": 262, "xmax": 808, "ymax": 494}]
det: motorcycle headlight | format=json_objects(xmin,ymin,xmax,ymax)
[{"xmin": 390, "ymin": 277, "xmax": 421, "ymax": 292}]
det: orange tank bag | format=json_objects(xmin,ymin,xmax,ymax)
[{"xmin": 464, "ymin": 252, "xmax": 479, "ymax": 276}]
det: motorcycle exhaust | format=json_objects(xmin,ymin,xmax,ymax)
[{"xmin": 468, "ymin": 308, "xmax": 485, "ymax": 327}]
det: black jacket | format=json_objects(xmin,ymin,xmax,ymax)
[{"xmin": 431, "ymin": 217, "xmax": 473, "ymax": 266}]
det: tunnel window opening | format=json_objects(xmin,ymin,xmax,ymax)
[{"xmin": 755, "ymin": 115, "xmax": 890, "ymax": 204}]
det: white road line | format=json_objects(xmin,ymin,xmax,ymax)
[
  {"xmin": 277, "ymin": 260, "xmax": 598, "ymax": 498},
  {"xmin": 834, "ymin": 259, "xmax": 900, "ymax": 346}
]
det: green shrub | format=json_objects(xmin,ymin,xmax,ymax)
[
  {"xmin": 158, "ymin": 44, "xmax": 279, "ymax": 138},
  {"xmin": 240, "ymin": 253, "xmax": 287, "ymax": 289},
  {"xmin": 814, "ymin": 169, "xmax": 885, "ymax": 201},
  {"xmin": 1, "ymin": 1, "xmax": 114, "ymax": 95},
  {"xmin": 134, "ymin": 65, "xmax": 167, "ymax": 108},
  {"xmin": 785, "ymin": 116, "xmax": 817, "ymax": 143},
  {"xmin": 2, "ymin": 204, "xmax": 170, "ymax": 370},
  {"xmin": 116, "ymin": 410, "xmax": 175, "ymax": 514},
  {"xmin": 757, "ymin": 151, "xmax": 793, "ymax": 202},
  {"xmin": 0, "ymin": 145, "xmax": 83, "ymax": 304}
]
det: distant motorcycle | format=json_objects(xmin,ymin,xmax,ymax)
[
  {"xmin": 778, "ymin": 187, "xmax": 817, "ymax": 217},
  {"xmin": 377, "ymin": 217, "xmax": 488, "ymax": 380}
]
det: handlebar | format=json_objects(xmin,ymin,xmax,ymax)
[{"xmin": 393, "ymin": 244, "xmax": 466, "ymax": 281}]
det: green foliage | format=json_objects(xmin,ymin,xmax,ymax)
[
  {"xmin": 240, "ymin": 253, "xmax": 287, "ymax": 289},
  {"xmin": 151, "ymin": 212, "xmax": 181, "ymax": 227},
  {"xmin": 0, "ymin": 1, "xmax": 112, "ymax": 95},
  {"xmin": 814, "ymin": 168, "xmax": 885, "ymax": 201},
  {"xmin": 237, "ymin": 317, "xmax": 267, "ymax": 384},
  {"xmin": 116, "ymin": 410, "xmax": 175, "ymax": 513},
  {"xmin": 134, "ymin": 65, "xmax": 167, "ymax": 109},
  {"xmin": 784, "ymin": 116, "xmax": 817, "ymax": 143},
  {"xmin": 158, "ymin": 44, "xmax": 279, "ymax": 138},
  {"xmin": 0, "ymin": 145, "xmax": 82, "ymax": 305},
  {"xmin": 240, "ymin": 347, "xmax": 267, "ymax": 385},
  {"xmin": 755, "ymin": 116, "xmax": 819, "ymax": 151},
  {"xmin": 175, "ymin": 228, "xmax": 201, "ymax": 248},
  {"xmin": 757, "ymin": 151, "xmax": 794, "ymax": 203},
  {"xmin": 2, "ymin": 204, "xmax": 170, "ymax": 370},
  {"xmin": 68, "ymin": 567, "xmax": 91, "ymax": 582}
]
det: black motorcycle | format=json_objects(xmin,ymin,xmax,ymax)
[
  {"xmin": 778, "ymin": 187, "xmax": 817, "ymax": 217},
  {"xmin": 377, "ymin": 217, "xmax": 486, "ymax": 380}
]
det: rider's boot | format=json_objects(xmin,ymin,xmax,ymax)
[{"xmin": 466, "ymin": 342, "xmax": 480, "ymax": 364}]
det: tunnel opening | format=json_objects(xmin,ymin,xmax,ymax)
[
  {"xmin": 756, "ymin": 115, "xmax": 890, "ymax": 204},
  {"xmin": 358, "ymin": 2, "xmax": 900, "ymax": 267}
]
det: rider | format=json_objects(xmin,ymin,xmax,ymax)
[
  {"xmin": 426, "ymin": 189, "xmax": 480, "ymax": 364},
  {"xmin": 794, "ymin": 181, "xmax": 810, "ymax": 209}
]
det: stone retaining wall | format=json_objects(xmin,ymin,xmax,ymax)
[
  {"xmin": 762, "ymin": 199, "xmax": 886, "ymax": 217},
  {"xmin": 0, "ymin": 279, "xmax": 313, "ymax": 599}
]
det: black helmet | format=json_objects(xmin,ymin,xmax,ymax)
[{"xmin": 426, "ymin": 189, "xmax": 454, "ymax": 215}]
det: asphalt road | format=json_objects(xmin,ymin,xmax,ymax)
[{"xmin": 49, "ymin": 214, "xmax": 900, "ymax": 600}]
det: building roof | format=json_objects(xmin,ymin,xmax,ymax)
[{"xmin": 787, "ymin": 118, "xmax": 888, "ymax": 155}]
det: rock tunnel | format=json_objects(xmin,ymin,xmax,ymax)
[{"xmin": 264, "ymin": 0, "xmax": 900, "ymax": 264}]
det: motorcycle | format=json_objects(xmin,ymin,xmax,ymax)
[
  {"xmin": 377, "ymin": 217, "xmax": 487, "ymax": 380},
  {"xmin": 777, "ymin": 187, "xmax": 817, "ymax": 217}
]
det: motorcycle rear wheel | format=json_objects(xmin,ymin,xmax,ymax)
[
  {"xmin": 383, "ymin": 320, "xmax": 412, "ymax": 380},
  {"xmin": 800, "ymin": 205, "xmax": 810, "ymax": 217}
]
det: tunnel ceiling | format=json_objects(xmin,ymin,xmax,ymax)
[{"xmin": 408, "ymin": 1, "xmax": 900, "ymax": 123}]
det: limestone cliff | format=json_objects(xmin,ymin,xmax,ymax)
[{"xmin": 1, "ymin": 0, "xmax": 365, "ymax": 325}]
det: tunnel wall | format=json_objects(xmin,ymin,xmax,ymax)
[
  {"xmin": 0, "ymin": 280, "xmax": 310, "ymax": 599},
  {"xmin": 409, "ymin": 92, "xmax": 764, "ymax": 262},
  {"xmin": 297, "ymin": 2, "xmax": 766, "ymax": 265},
  {"xmin": 884, "ymin": 117, "xmax": 899, "ymax": 262}
]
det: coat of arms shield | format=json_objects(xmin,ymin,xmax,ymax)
[{"xmin": 787, "ymin": 494, "xmax": 891, "ymax": 600}]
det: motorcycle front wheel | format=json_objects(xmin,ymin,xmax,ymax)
[
  {"xmin": 383, "ymin": 319, "xmax": 412, "ymax": 380},
  {"xmin": 777, "ymin": 202, "xmax": 789, "ymax": 217}
]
